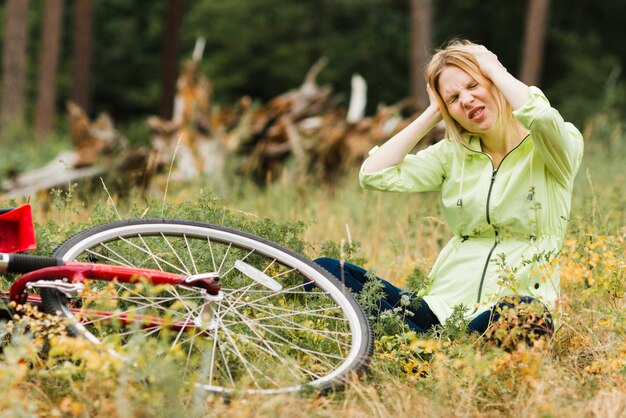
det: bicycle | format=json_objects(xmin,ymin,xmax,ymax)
[{"xmin": 0, "ymin": 204, "xmax": 373, "ymax": 395}]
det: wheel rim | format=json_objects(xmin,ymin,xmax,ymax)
[{"xmin": 53, "ymin": 222, "xmax": 368, "ymax": 394}]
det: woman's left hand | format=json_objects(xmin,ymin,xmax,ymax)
[
  {"xmin": 465, "ymin": 44, "xmax": 530, "ymax": 110},
  {"xmin": 466, "ymin": 45, "xmax": 508, "ymax": 80}
]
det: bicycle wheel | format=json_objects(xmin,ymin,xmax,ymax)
[{"xmin": 41, "ymin": 219, "xmax": 373, "ymax": 394}]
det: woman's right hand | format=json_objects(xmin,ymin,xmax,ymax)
[{"xmin": 426, "ymin": 83, "xmax": 443, "ymax": 122}]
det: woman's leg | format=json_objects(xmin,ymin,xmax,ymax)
[
  {"xmin": 313, "ymin": 257, "xmax": 439, "ymax": 332},
  {"xmin": 469, "ymin": 295, "xmax": 554, "ymax": 345}
]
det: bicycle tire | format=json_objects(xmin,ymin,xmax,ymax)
[{"xmin": 40, "ymin": 218, "xmax": 373, "ymax": 394}]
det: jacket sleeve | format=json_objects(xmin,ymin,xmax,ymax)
[
  {"xmin": 513, "ymin": 86, "xmax": 584, "ymax": 187},
  {"xmin": 359, "ymin": 141, "xmax": 448, "ymax": 193}
]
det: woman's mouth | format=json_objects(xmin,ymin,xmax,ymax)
[{"xmin": 468, "ymin": 106, "xmax": 485, "ymax": 120}]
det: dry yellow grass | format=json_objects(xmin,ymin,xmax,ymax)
[{"xmin": 0, "ymin": 138, "xmax": 624, "ymax": 417}]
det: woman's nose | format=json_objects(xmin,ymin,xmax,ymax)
[{"xmin": 459, "ymin": 91, "xmax": 474, "ymax": 107}]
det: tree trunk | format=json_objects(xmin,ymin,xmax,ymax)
[
  {"xmin": 1, "ymin": 0, "xmax": 31, "ymax": 124},
  {"xmin": 35, "ymin": 0, "xmax": 65, "ymax": 135},
  {"xmin": 71, "ymin": 0, "xmax": 94, "ymax": 113},
  {"xmin": 409, "ymin": 0, "xmax": 432, "ymax": 111},
  {"xmin": 159, "ymin": 0, "xmax": 182, "ymax": 119},
  {"xmin": 519, "ymin": 0, "xmax": 550, "ymax": 86}
]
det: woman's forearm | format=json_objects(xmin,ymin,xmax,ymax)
[{"xmin": 362, "ymin": 105, "xmax": 442, "ymax": 174}]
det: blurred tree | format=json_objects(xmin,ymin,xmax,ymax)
[
  {"xmin": 184, "ymin": 0, "xmax": 409, "ymax": 113},
  {"xmin": 1, "ymin": 0, "xmax": 624, "ymax": 130},
  {"xmin": 519, "ymin": 0, "xmax": 550, "ymax": 86},
  {"xmin": 159, "ymin": 0, "xmax": 182, "ymax": 119},
  {"xmin": 71, "ymin": 0, "xmax": 93, "ymax": 113},
  {"xmin": 34, "ymin": 0, "xmax": 64, "ymax": 135},
  {"xmin": 543, "ymin": 0, "xmax": 626, "ymax": 124},
  {"xmin": 410, "ymin": 0, "xmax": 432, "ymax": 111},
  {"xmin": 89, "ymin": 1, "xmax": 164, "ymax": 120},
  {"xmin": 432, "ymin": 0, "xmax": 526, "ymax": 71},
  {"xmin": 1, "ymin": 0, "xmax": 30, "ymax": 124}
]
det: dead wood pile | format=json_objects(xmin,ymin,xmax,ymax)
[
  {"xmin": 2, "ymin": 55, "xmax": 434, "ymax": 199},
  {"xmin": 148, "ymin": 56, "xmax": 419, "ymax": 185}
]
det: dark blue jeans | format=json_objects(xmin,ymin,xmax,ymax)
[{"xmin": 313, "ymin": 257, "xmax": 554, "ymax": 337}]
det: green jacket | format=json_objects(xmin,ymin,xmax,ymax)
[{"xmin": 360, "ymin": 87, "xmax": 584, "ymax": 323}]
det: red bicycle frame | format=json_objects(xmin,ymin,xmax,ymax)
[
  {"xmin": 10, "ymin": 262, "xmax": 221, "ymax": 305},
  {"xmin": 2, "ymin": 204, "xmax": 223, "ymax": 332}
]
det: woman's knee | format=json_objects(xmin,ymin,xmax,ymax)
[
  {"xmin": 496, "ymin": 296, "xmax": 553, "ymax": 324},
  {"xmin": 312, "ymin": 257, "xmax": 369, "ymax": 292},
  {"xmin": 484, "ymin": 295, "xmax": 555, "ymax": 346},
  {"xmin": 313, "ymin": 257, "xmax": 341, "ymax": 270}
]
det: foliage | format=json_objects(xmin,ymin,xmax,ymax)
[
  {"xmin": 3, "ymin": 0, "xmax": 626, "ymax": 128},
  {"xmin": 0, "ymin": 109, "xmax": 623, "ymax": 416},
  {"xmin": 0, "ymin": 120, "xmax": 71, "ymax": 175},
  {"xmin": 403, "ymin": 265, "xmax": 430, "ymax": 295},
  {"xmin": 318, "ymin": 239, "xmax": 368, "ymax": 267},
  {"xmin": 183, "ymin": 0, "xmax": 410, "ymax": 114},
  {"xmin": 545, "ymin": 30, "xmax": 626, "ymax": 125}
]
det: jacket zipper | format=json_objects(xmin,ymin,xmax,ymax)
[
  {"xmin": 460, "ymin": 135, "xmax": 531, "ymax": 311},
  {"xmin": 485, "ymin": 169, "xmax": 497, "ymax": 224},
  {"xmin": 476, "ymin": 230, "xmax": 498, "ymax": 307},
  {"xmin": 473, "ymin": 169, "xmax": 499, "ymax": 310}
]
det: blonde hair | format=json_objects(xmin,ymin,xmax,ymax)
[{"xmin": 426, "ymin": 39, "xmax": 516, "ymax": 146}]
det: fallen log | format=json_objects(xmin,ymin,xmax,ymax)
[
  {"xmin": 1, "ymin": 102, "xmax": 126, "ymax": 199},
  {"xmin": 232, "ymin": 66, "xmax": 415, "ymax": 184}
]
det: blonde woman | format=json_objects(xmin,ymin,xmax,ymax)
[{"xmin": 315, "ymin": 40, "xmax": 583, "ymax": 342}]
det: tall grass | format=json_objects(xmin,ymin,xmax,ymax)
[{"xmin": 0, "ymin": 121, "xmax": 624, "ymax": 417}]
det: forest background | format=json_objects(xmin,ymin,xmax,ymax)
[
  {"xmin": 0, "ymin": 1, "xmax": 625, "ymax": 417},
  {"xmin": 1, "ymin": 0, "xmax": 626, "ymax": 135}
]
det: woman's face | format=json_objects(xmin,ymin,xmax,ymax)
[{"xmin": 437, "ymin": 65, "xmax": 498, "ymax": 134}]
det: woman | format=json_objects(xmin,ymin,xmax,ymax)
[{"xmin": 315, "ymin": 40, "xmax": 584, "ymax": 341}]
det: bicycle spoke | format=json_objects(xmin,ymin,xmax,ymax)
[
  {"xmin": 138, "ymin": 234, "xmax": 164, "ymax": 271},
  {"xmin": 233, "ymin": 299, "xmax": 347, "ymax": 323},
  {"xmin": 115, "ymin": 324, "xmax": 163, "ymax": 339},
  {"xmin": 221, "ymin": 280, "xmax": 310, "ymax": 303},
  {"xmin": 217, "ymin": 319, "xmax": 263, "ymax": 388},
  {"xmin": 208, "ymin": 303, "xmax": 221, "ymax": 386},
  {"xmin": 100, "ymin": 236, "xmax": 189, "ymax": 275},
  {"xmin": 226, "ymin": 305, "xmax": 353, "ymax": 344},
  {"xmin": 215, "ymin": 242, "xmax": 230, "ymax": 275},
  {"xmin": 105, "ymin": 281, "xmax": 199, "ymax": 319},
  {"xmin": 220, "ymin": 313, "xmax": 339, "ymax": 371},
  {"xmin": 220, "ymin": 296, "xmax": 344, "ymax": 363},
  {"xmin": 160, "ymin": 233, "xmax": 192, "ymax": 275},
  {"xmin": 216, "ymin": 328, "xmax": 295, "ymax": 386},
  {"xmin": 183, "ymin": 234, "xmax": 198, "ymax": 275},
  {"xmin": 217, "ymin": 298, "xmax": 302, "ymax": 381},
  {"xmin": 85, "ymin": 247, "xmax": 133, "ymax": 268},
  {"xmin": 219, "ymin": 248, "xmax": 256, "ymax": 279},
  {"xmin": 207, "ymin": 236, "xmax": 217, "ymax": 273}
]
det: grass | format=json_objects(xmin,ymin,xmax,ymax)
[{"xmin": 0, "ymin": 125, "xmax": 624, "ymax": 417}]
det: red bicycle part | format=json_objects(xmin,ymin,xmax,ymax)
[
  {"xmin": 0, "ymin": 204, "xmax": 37, "ymax": 253},
  {"xmin": 9, "ymin": 262, "xmax": 221, "ymax": 304},
  {"xmin": 63, "ymin": 307, "xmax": 197, "ymax": 331}
]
